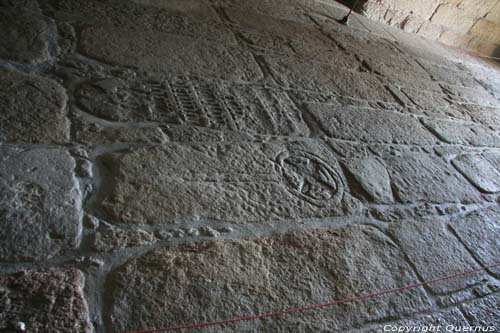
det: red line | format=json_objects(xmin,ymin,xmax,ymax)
[{"xmin": 120, "ymin": 262, "xmax": 500, "ymax": 333}]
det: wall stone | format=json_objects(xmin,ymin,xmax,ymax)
[{"xmin": 359, "ymin": 0, "xmax": 500, "ymax": 57}]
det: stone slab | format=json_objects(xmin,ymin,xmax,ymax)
[
  {"xmin": 76, "ymin": 78, "xmax": 309, "ymax": 136},
  {"xmin": 0, "ymin": 9, "xmax": 52, "ymax": 64},
  {"xmin": 384, "ymin": 153, "xmax": 482, "ymax": 204},
  {"xmin": 265, "ymin": 55, "xmax": 396, "ymax": 102},
  {"xmin": 109, "ymin": 226, "xmax": 430, "ymax": 332},
  {"xmin": 100, "ymin": 141, "xmax": 362, "ymax": 225},
  {"xmin": 422, "ymin": 118, "xmax": 500, "ymax": 147},
  {"xmin": 306, "ymin": 102, "xmax": 436, "ymax": 145},
  {"xmin": 0, "ymin": 70, "xmax": 70, "ymax": 144},
  {"xmin": 0, "ymin": 268, "xmax": 91, "ymax": 332},
  {"xmin": 452, "ymin": 154, "xmax": 500, "ymax": 193},
  {"xmin": 450, "ymin": 207, "xmax": 500, "ymax": 277},
  {"xmin": 0, "ymin": 146, "xmax": 82, "ymax": 262},
  {"xmin": 130, "ymin": 0, "xmax": 219, "ymax": 21},
  {"xmin": 389, "ymin": 219, "xmax": 485, "ymax": 294},
  {"xmin": 80, "ymin": 26, "xmax": 262, "ymax": 82},
  {"xmin": 460, "ymin": 294, "xmax": 500, "ymax": 327},
  {"xmin": 343, "ymin": 157, "xmax": 394, "ymax": 203}
]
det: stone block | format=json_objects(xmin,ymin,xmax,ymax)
[
  {"xmin": 430, "ymin": 4, "xmax": 477, "ymax": 35},
  {"xmin": 461, "ymin": 294, "xmax": 500, "ymax": 326},
  {"xmin": 306, "ymin": 102, "xmax": 436, "ymax": 145},
  {"xmin": 422, "ymin": 118, "xmax": 500, "ymax": 147},
  {"xmin": 0, "ymin": 70, "xmax": 70, "ymax": 144},
  {"xmin": 108, "ymin": 226, "xmax": 430, "ymax": 332},
  {"xmin": 0, "ymin": 146, "xmax": 82, "ymax": 261},
  {"xmin": 100, "ymin": 141, "xmax": 362, "ymax": 225},
  {"xmin": 80, "ymin": 26, "xmax": 262, "ymax": 82},
  {"xmin": 449, "ymin": 207, "xmax": 500, "ymax": 277},
  {"xmin": 389, "ymin": 219, "xmax": 486, "ymax": 293},
  {"xmin": 384, "ymin": 153, "xmax": 482, "ymax": 204},
  {"xmin": 0, "ymin": 268, "xmax": 91, "ymax": 332},
  {"xmin": 452, "ymin": 154, "xmax": 500, "ymax": 193},
  {"xmin": 0, "ymin": 9, "xmax": 53, "ymax": 64}
]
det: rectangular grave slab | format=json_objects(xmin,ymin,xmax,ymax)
[
  {"xmin": 0, "ymin": 146, "xmax": 82, "ymax": 261},
  {"xmin": 389, "ymin": 219, "xmax": 486, "ymax": 294},
  {"xmin": 80, "ymin": 25, "xmax": 262, "ymax": 82},
  {"xmin": 0, "ymin": 268, "xmax": 92, "ymax": 332},
  {"xmin": 76, "ymin": 77, "xmax": 310, "ymax": 137},
  {"xmin": 100, "ymin": 141, "xmax": 362, "ymax": 225},
  {"xmin": 449, "ymin": 208, "xmax": 500, "ymax": 278},
  {"xmin": 264, "ymin": 55, "xmax": 396, "ymax": 102},
  {"xmin": 452, "ymin": 154, "xmax": 500, "ymax": 193},
  {"xmin": 384, "ymin": 153, "xmax": 482, "ymax": 204},
  {"xmin": 109, "ymin": 226, "xmax": 430, "ymax": 332},
  {"xmin": 422, "ymin": 118, "xmax": 500, "ymax": 147},
  {"xmin": 306, "ymin": 102, "xmax": 436, "ymax": 145}
]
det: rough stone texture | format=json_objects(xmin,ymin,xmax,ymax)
[
  {"xmin": 80, "ymin": 25, "xmax": 262, "ymax": 82},
  {"xmin": 307, "ymin": 102, "xmax": 436, "ymax": 145},
  {"xmin": 0, "ymin": 69, "xmax": 70, "ymax": 144},
  {"xmin": 452, "ymin": 153, "xmax": 500, "ymax": 193},
  {"xmin": 422, "ymin": 118, "xmax": 500, "ymax": 147},
  {"xmin": 389, "ymin": 219, "xmax": 486, "ymax": 294},
  {"xmin": 343, "ymin": 157, "xmax": 394, "ymax": 203},
  {"xmin": 450, "ymin": 208, "xmax": 500, "ymax": 277},
  {"xmin": 0, "ymin": 268, "xmax": 92, "ymax": 332},
  {"xmin": 109, "ymin": 226, "xmax": 431, "ymax": 332},
  {"xmin": 384, "ymin": 153, "xmax": 482, "ymax": 204},
  {"xmin": 461, "ymin": 294, "xmax": 500, "ymax": 327},
  {"xmin": 101, "ymin": 141, "xmax": 362, "ymax": 225},
  {"xmin": 0, "ymin": 146, "xmax": 82, "ymax": 261},
  {"xmin": 0, "ymin": 9, "xmax": 53, "ymax": 64},
  {"xmin": 2, "ymin": 0, "xmax": 500, "ymax": 330}
]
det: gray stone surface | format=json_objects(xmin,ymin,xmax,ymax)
[
  {"xmin": 422, "ymin": 118, "xmax": 500, "ymax": 147},
  {"xmin": 385, "ymin": 153, "xmax": 482, "ymax": 204},
  {"xmin": 101, "ymin": 141, "xmax": 362, "ymax": 225},
  {"xmin": 452, "ymin": 154, "xmax": 500, "ymax": 193},
  {"xmin": 389, "ymin": 219, "xmax": 486, "ymax": 294},
  {"xmin": 461, "ymin": 294, "xmax": 500, "ymax": 327},
  {"xmin": 450, "ymin": 208, "xmax": 500, "ymax": 277},
  {"xmin": 343, "ymin": 157, "xmax": 394, "ymax": 203},
  {"xmin": 307, "ymin": 102, "xmax": 436, "ymax": 145},
  {"xmin": 109, "ymin": 226, "xmax": 431, "ymax": 332},
  {"xmin": 0, "ymin": 70, "xmax": 70, "ymax": 144},
  {"xmin": 0, "ymin": 9, "xmax": 53, "ymax": 64},
  {"xmin": 0, "ymin": 268, "xmax": 92, "ymax": 332},
  {"xmin": 80, "ymin": 25, "xmax": 262, "ymax": 82},
  {"xmin": 0, "ymin": 146, "xmax": 82, "ymax": 261}
]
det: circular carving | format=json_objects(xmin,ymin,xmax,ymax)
[{"xmin": 277, "ymin": 151, "xmax": 343, "ymax": 206}]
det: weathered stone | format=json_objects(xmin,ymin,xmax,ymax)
[
  {"xmin": 91, "ymin": 225, "xmax": 155, "ymax": 252},
  {"xmin": 266, "ymin": 55, "xmax": 396, "ymax": 101},
  {"xmin": 100, "ymin": 141, "xmax": 362, "ymax": 225},
  {"xmin": 0, "ymin": 70, "xmax": 70, "ymax": 144},
  {"xmin": 0, "ymin": 9, "xmax": 53, "ymax": 64},
  {"xmin": 306, "ymin": 102, "xmax": 436, "ymax": 145},
  {"xmin": 452, "ymin": 154, "xmax": 500, "ymax": 193},
  {"xmin": 74, "ymin": 122, "xmax": 168, "ymax": 145},
  {"xmin": 450, "ymin": 207, "xmax": 500, "ymax": 277},
  {"xmin": 365, "ymin": 308, "xmax": 469, "ymax": 333},
  {"xmin": 131, "ymin": 0, "xmax": 219, "ymax": 21},
  {"xmin": 109, "ymin": 226, "xmax": 430, "ymax": 332},
  {"xmin": 389, "ymin": 219, "xmax": 486, "ymax": 294},
  {"xmin": 422, "ymin": 118, "xmax": 500, "ymax": 147},
  {"xmin": 0, "ymin": 146, "xmax": 82, "ymax": 261},
  {"xmin": 461, "ymin": 293, "xmax": 500, "ymax": 327},
  {"xmin": 344, "ymin": 157, "xmax": 394, "ymax": 203},
  {"xmin": 53, "ymin": 0, "xmax": 235, "ymax": 44},
  {"xmin": 384, "ymin": 153, "xmax": 482, "ymax": 204},
  {"xmin": 80, "ymin": 26, "xmax": 262, "ymax": 82},
  {"xmin": 76, "ymin": 77, "xmax": 309, "ymax": 136},
  {"xmin": 0, "ymin": 268, "xmax": 92, "ymax": 332},
  {"xmin": 441, "ymin": 83, "xmax": 499, "ymax": 107}
]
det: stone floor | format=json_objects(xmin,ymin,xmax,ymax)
[{"xmin": 1, "ymin": 0, "xmax": 500, "ymax": 332}]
